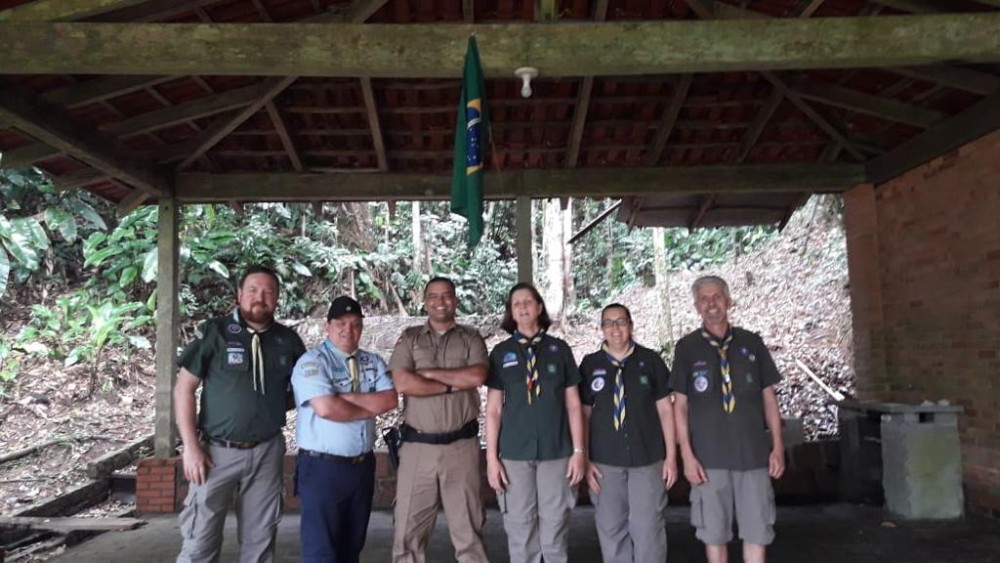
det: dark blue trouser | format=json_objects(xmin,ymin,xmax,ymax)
[{"xmin": 296, "ymin": 452, "xmax": 375, "ymax": 563}]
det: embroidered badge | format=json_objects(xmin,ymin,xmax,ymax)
[
  {"xmin": 593, "ymin": 368, "xmax": 608, "ymax": 377},
  {"xmin": 360, "ymin": 355, "xmax": 371, "ymax": 364},
  {"xmin": 746, "ymin": 373, "xmax": 753, "ymax": 383},
  {"xmin": 227, "ymin": 324, "xmax": 242, "ymax": 334},
  {"xmin": 591, "ymin": 377, "xmax": 605, "ymax": 392},
  {"xmin": 547, "ymin": 364, "xmax": 557, "ymax": 374},
  {"xmin": 694, "ymin": 360, "xmax": 707, "ymax": 367},
  {"xmin": 227, "ymin": 348, "xmax": 245, "ymax": 366},
  {"xmin": 694, "ymin": 375, "xmax": 709, "ymax": 393},
  {"xmin": 639, "ymin": 361, "xmax": 645, "ymax": 368},
  {"xmin": 549, "ymin": 344, "xmax": 558, "ymax": 352},
  {"xmin": 301, "ymin": 361, "xmax": 320, "ymax": 378},
  {"xmin": 502, "ymin": 351, "xmax": 519, "ymax": 368},
  {"xmin": 279, "ymin": 356, "xmax": 288, "ymax": 367},
  {"xmin": 640, "ymin": 375, "xmax": 649, "ymax": 386}
]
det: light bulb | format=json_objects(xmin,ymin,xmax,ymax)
[{"xmin": 514, "ymin": 67, "xmax": 538, "ymax": 99}]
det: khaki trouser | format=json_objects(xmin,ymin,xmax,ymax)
[
  {"xmin": 499, "ymin": 458, "xmax": 577, "ymax": 563},
  {"xmin": 392, "ymin": 438, "xmax": 487, "ymax": 563},
  {"xmin": 591, "ymin": 461, "xmax": 668, "ymax": 563},
  {"xmin": 177, "ymin": 434, "xmax": 285, "ymax": 563}
]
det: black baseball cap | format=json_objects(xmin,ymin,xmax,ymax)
[{"xmin": 327, "ymin": 296, "xmax": 364, "ymax": 320}]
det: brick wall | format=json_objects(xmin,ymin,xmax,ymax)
[
  {"xmin": 844, "ymin": 129, "xmax": 1000, "ymax": 516},
  {"xmin": 135, "ymin": 441, "xmax": 840, "ymax": 515}
]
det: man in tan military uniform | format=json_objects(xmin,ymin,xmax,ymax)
[{"xmin": 390, "ymin": 277, "xmax": 489, "ymax": 563}]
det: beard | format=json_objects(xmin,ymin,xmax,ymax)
[{"xmin": 241, "ymin": 303, "xmax": 275, "ymax": 327}]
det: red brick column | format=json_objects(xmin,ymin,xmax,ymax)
[{"xmin": 136, "ymin": 458, "xmax": 181, "ymax": 513}]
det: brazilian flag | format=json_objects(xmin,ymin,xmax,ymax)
[{"xmin": 451, "ymin": 36, "xmax": 487, "ymax": 248}]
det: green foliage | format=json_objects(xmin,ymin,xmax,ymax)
[{"xmin": 1, "ymin": 169, "xmax": 106, "ymax": 297}]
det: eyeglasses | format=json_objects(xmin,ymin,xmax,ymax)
[{"xmin": 600, "ymin": 319, "xmax": 631, "ymax": 329}]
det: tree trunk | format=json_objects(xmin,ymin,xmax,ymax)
[
  {"xmin": 412, "ymin": 201, "xmax": 424, "ymax": 276},
  {"xmin": 652, "ymin": 227, "xmax": 675, "ymax": 358},
  {"xmin": 543, "ymin": 198, "xmax": 565, "ymax": 319},
  {"xmin": 562, "ymin": 198, "xmax": 575, "ymax": 313}
]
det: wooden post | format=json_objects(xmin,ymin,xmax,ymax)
[
  {"xmin": 516, "ymin": 196, "xmax": 533, "ymax": 284},
  {"xmin": 154, "ymin": 199, "xmax": 179, "ymax": 459}
]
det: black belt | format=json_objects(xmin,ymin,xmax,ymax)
[
  {"xmin": 205, "ymin": 437, "xmax": 262, "ymax": 450},
  {"xmin": 299, "ymin": 449, "xmax": 373, "ymax": 465},
  {"xmin": 400, "ymin": 420, "xmax": 478, "ymax": 445}
]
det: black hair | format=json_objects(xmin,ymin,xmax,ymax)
[
  {"xmin": 424, "ymin": 276, "xmax": 457, "ymax": 296},
  {"xmin": 601, "ymin": 303, "xmax": 632, "ymax": 323}
]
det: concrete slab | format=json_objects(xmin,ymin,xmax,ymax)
[{"xmin": 49, "ymin": 504, "xmax": 1000, "ymax": 563}]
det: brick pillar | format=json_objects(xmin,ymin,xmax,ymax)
[
  {"xmin": 136, "ymin": 457, "xmax": 180, "ymax": 514},
  {"xmin": 843, "ymin": 183, "xmax": 888, "ymax": 400}
]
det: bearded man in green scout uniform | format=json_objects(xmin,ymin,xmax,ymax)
[
  {"xmin": 670, "ymin": 275, "xmax": 785, "ymax": 563},
  {"xmin": 173, "ymin": 265, "xmax": 306, "ymax": 563}
]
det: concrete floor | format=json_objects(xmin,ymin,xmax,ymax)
[{"xmin": 49, "ymin": 504, "xmax": 1000, "ymax": 563}]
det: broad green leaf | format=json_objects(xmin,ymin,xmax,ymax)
[
  {"xmin": 83, "ymin": 246, "xmax": 117, "ymax": 268},
  {"xmin": 21, "ymin": 341, "xmax": 49, "ymax": 356},
  {"xmin": 1, "ymin": 224, "xmax": 40, "ymax": 270},
  {"xmin": 207, "ymin": 260, "xmax": 229, "ymax": 278},
  {"xmin": 291, "ymin": 262, "xmax": 312, "ymax": 277},
  {"xmin": 119, "ymin": 265, "xmax": 138, "ymax": 288},
  {"xmin": 20, "ymin": 217, "xmax": 49, "ymax": 249},
  {"xmin": 70, "ymin": 199, "xmax": 107, "ymax": 230},
  {"xmin": 44, "ymin": 207, "xmax": 78, "ymax": 242},
  {"xmin": 141, "ymin": 248, "xmax": 158, "ymax": 282}
]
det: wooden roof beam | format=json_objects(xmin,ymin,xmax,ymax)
[
  {"xmin": 173, "ymin": 0, "xmax": 389, "ymax": 171},
  {"xmin": 264, "ymin": 101, "xmax": 303, "ymax": 172},
  {"xmin": 0, "ymin": 0, "xmax": 146, "ymax": 21},
  {"xmin": 359, "ymin": 78, "xmax": 388, "ymax": 171},
  {"xmin": 643, "ymin": 74, "xmax": 694, "ymax": 166},
  {"xmin": 866, "ymin": 89, "xmax": 1000, "ymax": 183},
  {"xmin": 3, "ymin": 82, "xmax": 275, "ymax": 169},
  {"xmin": 174, "ymin": 163, "xmax": 864, "ymax": 202},
  {"xmin": 868, "ymin": 0, "xmax": 968, "ymax": 13},
  {"xmin": 792, "ymin": 78, "xmax": 948, "ymax": 128},
  {"xmin": 736, "ymin": 86, "xmax": 784, "ymax": 163},
  {"xmin": 565, "ymin": 0, "xmax": 608, "ymax": 169},
  {"xmin": 2, "ymin": 15, "xmax": 999, "ymax": 77},
  {"xmin": 886, "ymin": 65, "xmax": 1000, "ymax": 96},
  {"xmin": 761, "ymin": 72, "xmax": 866, "ymax": 161},
  {"xmin": 0, "ymin": 85, "xmax": 169, "ymax": 196}
]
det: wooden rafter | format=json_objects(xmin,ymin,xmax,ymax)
[
  {"xmin": 174, "ymin": 0, "xmax": 389, "ymax": 171},
  {"xmin": 867, "ymin": 0, "xmax": 956, "ymax": 13},
  {"xmin": 1, "ymin": 16, "xmax": 999, "ymax": 77},
  {"xmin": 359, "ymin": 78, "xmax": 388, "ymax": 171},
  {"xmin": 51, "ymin": 169, "xmax": 109, "ymax": 192},
  {"xmin": 761, "ymin": 72, "xmax": 866, "ymax": 161},
  {"xmin": 2, "ymin": 82, "xmax": 274, "ymax": 169},
  {"xmin": 736, "ymin": 87, "xmax": 784, "ymax": 163},
  {"xmin": 264, "ymin": 101, "xmax": 303, "ymax": 172},
  {"xmin": 0, "ymin": 0, "xmax": 146, "ymax": 21},
  {"xmin": 0, "ymin": 85, "xmax": 168, "ymax": 196},
  {"xmin": 174, "ymin": 163, "xmax": 864, "ymax": 202},
  {"xmin": 41, "ymin": 76, "xmax": 177, "ymax": 110},
  {"xmin": 795, "ymin": 0, "xmax": 827, "ymax": 17},
  {"xmin": 886, "ymin": 65, "xmax": 1000, "ymax": 96},
  {"xmin": 867, "ymin": 89, "xmax": 1000, "ymax": 183},
  {"xmin": 643, "ymin": 75, "xmax": 694, "ymax": 166},
  {"xmin": 565, "ymin": 0, "xmax": 608, "ymax": 169},
  {"xmin": 689, "ymin": 195, "xmax": 717, "ymax": 230},
  {"xmin": 793, "ymin": 79, "xmax": 947, "ymax": 128}
]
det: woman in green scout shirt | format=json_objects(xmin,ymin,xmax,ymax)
[{"xmin": 485, "ymin": 282, "xmax": 586, "ymax": 563}]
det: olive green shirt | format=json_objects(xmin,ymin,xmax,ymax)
[
  {"xmin": 179, "ymin": 309, "xmax": 306, "ymax": 442},
  {"xmin": 487, "ymin": 333, "xmax": 580, "ymax": 461}
]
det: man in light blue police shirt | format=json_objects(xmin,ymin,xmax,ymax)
[{"xmin": 292, "ymin": 295, "xmax": 397, "ymax": 563}]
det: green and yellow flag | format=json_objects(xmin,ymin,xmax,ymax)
[{"xmin": 451, "ymin": 36, "xmax": 488, "ymax": 248}]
